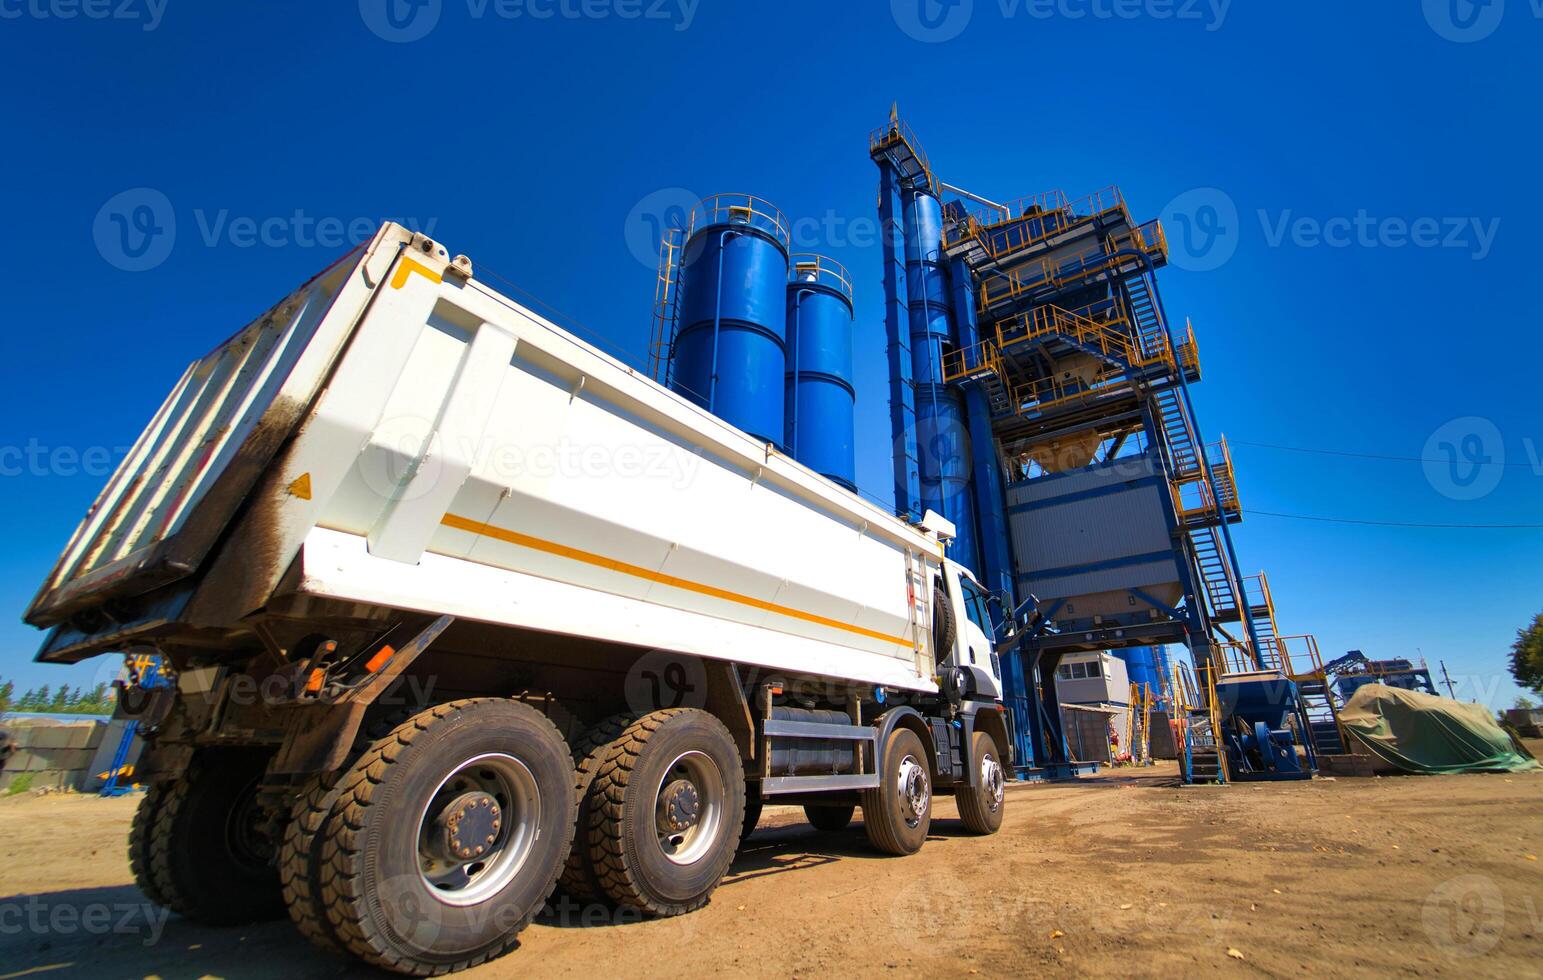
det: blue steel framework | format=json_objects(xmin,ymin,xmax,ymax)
[{"xmin": 871, "ymin": 112, "xmax": 1326, "ymax": 784}]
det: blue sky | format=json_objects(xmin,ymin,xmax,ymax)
[{"xmin": 1, "ymin": 1, "xmax": 1538, "ymax": 706}]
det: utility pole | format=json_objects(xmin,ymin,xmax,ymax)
[{"xmin": 1438, "ymin": 660, "xmax": 1458, "ymax": 700}]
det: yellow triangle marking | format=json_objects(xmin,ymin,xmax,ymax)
[{"xmin": 288, "ymin": 473, "xmax": 313, "ymax": 500}]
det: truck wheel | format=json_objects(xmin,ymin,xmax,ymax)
[
  {"xmin": 558, "ymin": 713, "xmax": 638, "ymax": 903},
  {"xmin": 804, "ymin": 804, "xmax": 854, "ymax": 832},
  {"xmin": 587, "ymin": 708, "xmax": 745, "ymax": 916},
  {"xmin": 128, "ymin": 783, "xmax": 172, "ymax": 908},
  {"xmin": 280, "ymin": 772, "xmax": 347, "ymax": 953},
  {"xmin": 955, "ymin": 731, "xmax": 1006, "ymax": 835},
  {"xmin": 279, "ymin": 705, "xmax": 423, "ymax": 954},
  {"xmin": 144, "ymin": 749, "xmax": 285, "ymax": 924},
  {"xmin": 741, "ymin": 782, "xmax": 763, "ymax": 841},
  {"xmin": 861, "ymin": 727, "xmax": 931, "ymax": 856},
  {"xmin": 317, "ymin": 699, "xmax": 574, "ymax": 975}
]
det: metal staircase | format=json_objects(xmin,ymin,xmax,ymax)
[
  {"xmin": 1174, "ymin": 662, "xmax": 1226, "ymax": 785},
  {"xmin": 1191, "ymin": 524, "xmax": 1243, "ymax": 628},
  {"xmin": 1122, "ymin": 268, "xmax": 1172, "ymax": 360},
  {"xmin": 1241, "ymin": 574, "xmax": 1281, "ymax": 659},
  {"xmin": 1270, "ymin": 635, "xmax": 1348, "ymax": 758},
  {"xmin": 1154, "ymin": 387, "xmax": 1201, "ymax": 477}
]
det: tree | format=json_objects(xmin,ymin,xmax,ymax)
[
  {"xmin": 50, "ymin": 685, "xmax": 71, "ymax": 711},
  {"xmin": 1511, "ymin": 612, "xmax": 1543, "ymax": 696},
  {"xmin": 30, "ymin": 686, "xmax": 50, "ymax": 711},
  {"xmin": 0, "ymin": 680, "xmax": 13, "ymax": 713},
  {"xmin": 1515, "ymin": 695, "xmax": 1537, "ymax": 710},
  {"xmin": 79, "ymin": 683, "xmax": 111, "ymax": 714}
]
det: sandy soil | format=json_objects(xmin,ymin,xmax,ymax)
[{"xmin": 1, "ymin": 755, "xmax": 1539, "ymax": 980}]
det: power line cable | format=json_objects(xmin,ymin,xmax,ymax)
[
  {"xmin": 1232, "ymin": 439, "xmax": 1536, "ymax": 469},
  {"xmin": 1244, "ymin": 509, "xmax": 1543, "ymax": 529}
]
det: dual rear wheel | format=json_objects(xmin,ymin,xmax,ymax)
[
  {"xmin": 565, "ymin": 708, "xmax": 746, "ymax": 916},
  {"xmin": 284, "ymin": 698, "xmax": 575, "ymax": 975}
]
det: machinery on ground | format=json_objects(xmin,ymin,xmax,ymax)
[
  {"xmin": 1323, "ymin": 650, "xmax": 1439, "ymax": 701},
  {"xmin": 1212, "ymin": 671, "xmax": 1313, "ymax": 781},
  {"xmin": 23, "ymin": 224, "xmax": 1010, "ymax": 976}
]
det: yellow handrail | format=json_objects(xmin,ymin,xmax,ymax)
[
  {"xmin": 941, "ymin": 338, "xmax": 1005, "ymax": 385},
  {"xmin": 945, "ymin": 186, "xmax": 1129, "ymax": 255},
  {"xmin": 979, "ymin": 220, "xmax": 1168, "ymax": 311},
  {"xmin": 869, "ymin": 117, "xmax": 937, "ymax": 193},
  {"xmin": 788, "ymin": 253, "xmax": 854, "ymax": 304},
  {"xmin": 687, "ymin": 193, "xmax": 791, "ymax": 252},
  {"xmin": 1008, "ymin": 368, "xmax": 1131, "ymax": 417},
  {"xmin": 1176, "ymin": 319, "xmax": 1201, "ymax": 373}
]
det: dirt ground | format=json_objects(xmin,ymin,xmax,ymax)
[{"xmin": 1, "ymin": 753, "xmax": 1539, "ymax": 980}]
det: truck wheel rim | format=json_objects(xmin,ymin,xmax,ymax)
[
  {"xmin": 416, "ymin": 752, "xmax": 540, "ymax": 907},
  {"xmin": 653, "ymin": 750, "xmax": 724, "ymax": 866},
  {"xmin": 981, "ymin": 753, "xmax": 1005, "ymax": 812},
  {"xmin": 896, "ymin": 753, "xmax": 930, "ymax": 827},
  {"xmin": 224, "ymin": 776, "xmax": 273, "ymax": 873}
]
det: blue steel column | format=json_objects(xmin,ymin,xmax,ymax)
[
  {"xmin": 878, "ymin": 165, "xmax": 921, "ymax": 519},
  {"xmin": 999, "ymin": 637, "xmax": 1038, "ymax": 771},
  {"xmin": 949, "ymin": 254, "xmax": 1013, "ymax": 600},
  {"xmin": 904, "ymin": 187, "xmax": 980, "ymax": 574}
]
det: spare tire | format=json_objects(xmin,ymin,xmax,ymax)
[{"xmin": 932, "ymin": 582, "xmax": 956, "ymax": 668}]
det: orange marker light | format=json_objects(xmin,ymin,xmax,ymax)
[{"xmin": 364, "ymin": 645, "xmax": 395, "ymax": 674}]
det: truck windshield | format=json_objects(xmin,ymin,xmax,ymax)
[{"xmin": 958, "ymin": 575, "xmax": 994, "ymax": 635}]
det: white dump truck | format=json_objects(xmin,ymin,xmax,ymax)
[{"xmin": 24, "ymin": 223, "xmax": 1011, "ymax": 975}]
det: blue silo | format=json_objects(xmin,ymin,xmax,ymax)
[
  {"xmin": 670, "ymin": 195, "xmax": 790, "ymax": 446},
  {"xmin": 1115, "ymin": 646, "xmax": 1173, "ymax": 700},
  {"xmin": 904, "ymin": 186, "xmax": 980, "ymax": 573},
  {"xmin": 785, "ymin": 255, "xmax": 856, "ymax": 490}
]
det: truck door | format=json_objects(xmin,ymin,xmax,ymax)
[{"xmin": 945, "ymin": 563, "xmax": 1004, "ymax": 701}]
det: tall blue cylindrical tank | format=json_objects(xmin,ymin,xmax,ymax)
[
  {"xmin": 785, "ymin": 255, "xmax": 856, "ymax": 490},
  {"xmin": 1115, "ymin": 646, "xmax": 1173, "ymax": 699},
  {"xmin": 670, "ymin": 195, "xmax": 790, "ymax": 446},
  {"xmin": 903, "ymin": 187, "xmax": 980, "ymax": 573}
]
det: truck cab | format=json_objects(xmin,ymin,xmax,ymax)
[{"xmin": 941, "ymin": 559, "xmax": 1004, "ymax": 703}]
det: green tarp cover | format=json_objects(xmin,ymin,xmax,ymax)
[{"xmin": 1338, "ymin": 684, "xmax": 1540, "ymax": 774}]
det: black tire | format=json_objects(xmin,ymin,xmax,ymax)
[
  {"xmin": 317, "ymin": 699, "xmax": 574, "ymax": 976},
  {"xmin": 955, "ymin": 731, "xmax": 1006, "ymax": 835},
  {"xmin": 557, "ymin": 713, "xmax": 638, "ymax": 903},
  {"xmin": 279, "ymin": 705, "xmax": 423, "ymax": 955},
  {"xmin": 280, "ymin": 772, "xmax": 347, "ymax": 953},
  {"xmin": 144, "ymin": 749, "xmax": 285, "ymax": 925},
  {"xmin": 741, "ymin": 782, "xmax": 764, "ymax": 841},
  {"xmin": 862, "ymin": 727, "xmax": 932, "ymax": 856},
  {"xmin": 587, "ymin": 708, "xmax": 745, "ymax": 916},
  {"xmin": 932, "ymin": 583, "xmax": 956, "ymax": 667},
  {"xmin": 804, "ymin": 804, "xmax": 855, "ymax": 832},
  {"xmin": 128, "ymin": 783, "xmax": 171, "ymax": 908}
]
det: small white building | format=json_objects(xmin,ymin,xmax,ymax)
[{"xmin": 1054, "ymin": 652, "xmax": 1132, "ymax": 763}]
